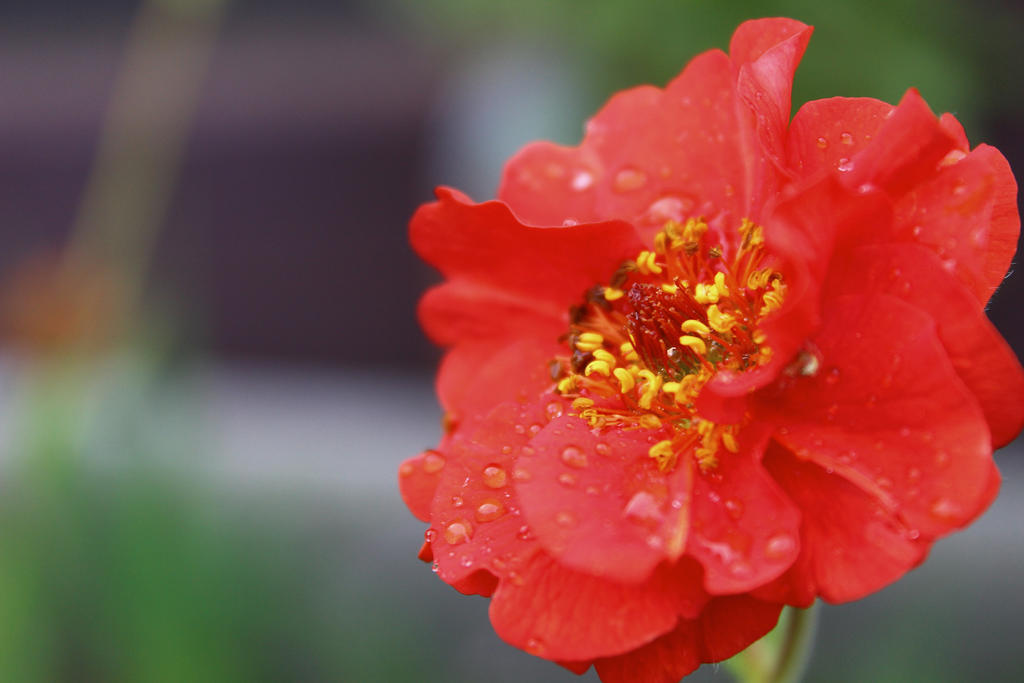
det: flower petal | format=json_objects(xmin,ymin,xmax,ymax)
[
  {"xmin": 398, "ymin": 449, "xmax": 448, "ymax": 523},
  {"xmin": 515, "ymin": 410, "xmax": 693, "ymax": 583},
  {"xmin": 428, "ymin": 401, "xmax": 549, "ymax": 589},
  {"xmin": 756, "ymin": 441, "xmax": 929, "ymax": 605},
  {"xmin": 761, "ymin": 294, "xmax": 997, "ymax": 541},
  {"xmin": 488, "ymin": 553, "xmax": 707, "ymax": 661},
  {"xmin": 435, "ymin": 337, "xmax": 562, "ymax": 423},
  {"xmin": 413, "ymin": 186, "xmax": 644, "ymax": 346},
  {"xmin": 686, "ymin": 437, "xmax": 801, "ymax": 595},
  {"xmin": 826, "ymin": 243, "xmax": 1024, "ymax": 447},
  {"xmin": 788, "ymin": 96, "xmax": 894, "ymax": 177},
  {"xmin": 499, "ymin": 19, "xmax": 812, "ymax": 237},
  {"xmin": 840, "ymin": 88, "xmax": 957, "ymax": 198},
  {"xmin": 889, "ymin": 144, "xmax": 1020, "ymax": 305},
  {"xmin": 593, "ymin": 595, "xmax": 783, "ymax": 683}
]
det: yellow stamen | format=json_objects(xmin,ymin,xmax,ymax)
[
  {"xmin": 604, "ymin": 287, "xmax": 625, "ymax": 301},
  {"xmin": 706, "ymin": 304, "xmax": 735, "ymax": 333},
  {"xmin": 680, "ymin": 319, "xmax": 710, "ymax": 336},
  {"xmin": 576, "ymin": 331, "xmax": 604, "ymax": 352},
  {"xmin": 584, "ymin": 359, "xmax": 611, "ymax": 376},
  {"xmin": 613, "ymin": 367, "xmax": 635, "ymax": 393},
  {"xmin": 572, "ymin": 397, "xmax": 594, "ymax": 410},
  {"xmin": 648, "ymin": 440, "xmax": 676, "ymax": 470},
  {"xmin": 678, "ymin": 335, "xmax": 708, "ymax": 355}
]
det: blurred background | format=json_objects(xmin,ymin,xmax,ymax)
[{"xmin": 0, "ymin": 0, "xmax": 1021, "ymax": 681}]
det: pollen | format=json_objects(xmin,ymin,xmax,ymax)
[{"xmin": 551, "ymin": 215, "xmax": 785, "ymax": 473}]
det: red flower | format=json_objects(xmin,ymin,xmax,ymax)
[{"xmin": 399, "ymin": 17, "xmax": 1024, "ymax": 682}]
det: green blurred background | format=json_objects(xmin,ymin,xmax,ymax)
[{"xmin": 0, "ymin": 1, "xmax": 1021, "ymax": 681}]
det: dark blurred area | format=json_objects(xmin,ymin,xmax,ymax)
[{"xmin": 0, "ymin": 1, "xmax": 1021, "ymax": 681}]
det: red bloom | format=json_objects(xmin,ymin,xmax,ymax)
[{"xmin": 399, "ymin": 18, "xmax": 1024, "ymax": 682}]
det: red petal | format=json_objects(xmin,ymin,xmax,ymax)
[
  {"xmin": 826, "ymin": 243, "xmax": 1024, "ymax": 447},
  {"xmin": 434, "ymin": 337, "xmax": 562, "ymax": 422},
  {"xmin": 498, "ymin": 20, "xmax": 811, "ymax": 238},
  {"xmin": 593, "ymin": 595, "xmax": 783, "ymax": 683},
  {"xmin": 428, "ymin": 401, "xmax": 548, "ymax": 588},
  {"xmin": 515, "ymin": 411, "xmax": 693, "ymax": 583},
  {"xmin": 731, "ymin": 19, "xmax": 813, "ymax": 205},
  {"xmin": 839, "ymin": 88, "xmax": 957, "ymax": 198},
  {"xmin": 759, "ymin": 294, "xmax": 997, "ymax": 541},
  {"xmin": 488, "ymin": 553, "xmax": 707, "ymax": 661},
  {"xmin": 757, "ymin": 441, "xmax": 929, "ymax": 604},
  {"xmin": 399, "ymin": 449, "xmax": 448, "ymax": 522},
  {"xmin": 891, "ymin": 144, "xmax": 1020, "ymax": 305},
  {"xmin": 787, "ymin": 97, "xmax": 894, "ymax": 177},
  {"xmin": 413, "ymin": 187, "xmax": 643, "ymax": 345},
  {"xmin": 686, "ymin": 438, "xmax": 801, "ymax": 595}
]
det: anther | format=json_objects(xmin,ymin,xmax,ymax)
[
  {"xmin": 678, "ymin": 335, "xmax": 708, "ymax": 356},
  {"xmin": 584, "ymin": 359, "xmax": 612, "ymax": 377},
  {"xmin": 613, "ymin": 367, "xmax": 635, "ymax": 393},
  {"xmin": 680, "ymin": 319, "xmax": 710, "ymax": 336}
]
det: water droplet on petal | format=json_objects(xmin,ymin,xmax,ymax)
[
  {"xmin": 525, "ymin": 638, "xmax": 547, "ymax": 656},
  {"xmin": 562, "ymin": 218, "xmax": 579, "ymax": 226},
  {"xmin": 516, "ymin": 524, "xmax": 534, "ymax": 541},
  {"xmin": 399, "ymin": 462, "xmax": 415, "ymax": 477},
  {"xmin": 512, "ymin": 466, "xmax": 532, "ymax": 482},
  {"xmin": 646, "ymin": 196, "xmax": 687, "ymax": 223},
  {"xmin": 546, "ymin": 402, "xmax": 564, "ymax": 421},
  {"xmin": 560, "ymin": 446, "xmax": 589, "ymax": 469},
  {"xmin": 613, "ymin": 167, "xmax": 648, "ymax": 193},
  {"xmin": 840, "ymin": 132, "xmax": 854, "ymax": 145},
  {"xmin": 595, "ymin": 443, "xmax": 611, "ymax": 457},
  {"xmin": 451, "ymin": 495, "xmax": 464, "ymax": 508},
  {"xmin": 460, "ymin": 555, "xmax": 474, "ymax": 568},
  {"xmin": 558, "ymin": 472, "xmax": 577, "ymax": 487},
  {"xmin": 729, "ymin": 560, "xmax": 754, "ymax": 578},
  {"xmin": 723, "ymin": 498, "xmax": 744, "ymax": 520},
  {"xmin": 444, "ymin": 519, "xmax": 473, "ymax": 545},
  {"xmin": 837, "ymin": 157, "xmax": 853, "ymax": 173},
  {"xmin": 528, "ymin": 423, "xmax": 542, "ymax": 435},
  {"xmin": 571, "ymin": 170, "xmax": 594, "ymax": 191},
  {"xmin": 482, "ymin": 465, "xmax": 507, "ymax": 489},
  {"xmin": 816, "ymin": 136, "xmax": 828, "ymax": 149},
  {"xmin": 475, "ymin": 499, "xmax": 506, "ymax": 522},
  {"xmin": 555, "ymin": 511, "xmax": 577, "ymax": 528},
  {"xmin": 764, "ymin": 533, "xmax": 796, "ymax": 560},
  {"xmin": 624, "ymin": 491, "xmax": 663, "ymax": 522},
  {"xmin": 423, "ymin": 450, "xmax": 446, "ymax": 473},
  {"xmin": 930, "ymin": 497, "xmax": 963, "ymax": 522}
]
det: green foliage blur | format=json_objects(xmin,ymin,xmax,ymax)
[{"xmin": 383, "ymin": 0, "xmax": 1022, "ymax": 141}]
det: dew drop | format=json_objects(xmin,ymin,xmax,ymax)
[
  {"xmin": 546, "ymin": 402, "xmax": 564, "ymax": 421},
  {"xmin": 451, "ymin": 495, "xmax": 464, "ymax": 508},
  {"xmin": 764, "ymin": 533, "xmax": 797, "ymax": 560},
  {"xmin": 501, "ymin": 445, "xmax": 513, "ymax": 454},
  {"xmin": 624, "ymin": 491, "xmax": 663, "ymax": 522},
  {"xmin": 595, "ymin": 443, "xmax": 611, "ymax": 457},
  {"xmin": 571, "ymin": 170, "xmax": 594, "ymax": 191},
  {"xmin": 520, "ymin": 445, "xmax": 536, "ymax": 457},
  {"xmin": 525, "ymin": 638, "xmax": 547, "ymax": 656},
  {"xmin": 475, "ymin": 499, "xmax": 506, "ymax": 522},
  {"xmin": 482, "ymin": 464, "xmax": 507, "ymax": 489},
  {"xmin": 512, "ymin": 466, "xmax": 532, "ymax": 482},
  {"xmin": 613, "ymin": 167, "xmax": 648, "ymax": 193},
  {"xmin": 513, "ymin": 424, "xmax": 526, "ymax": 435},
  {"xmin": 528, "ymin": 423, "xmax": 542, "ymax": 436},
  {"xmin": 911, "ymin": 225, "xmax": 923, "ymax": 237},
  {"xmin": 930, "ymin": 497, "xmax": 963, "ymax": 522},
  {"xmin": 516, "ymin": 524, "xmax": 534, "ymax": 541},
  {"xmin": 724, "ymin": 498, "xmax": 744, "ymax": 520},
  {"xmin": 555, "ymin": 511, "xmax": 577, "ymax": 528},
  {"xmin": 431, "ymin": 561, "xmax": 439, "ymax": 573},
  {"xmin": 558, "ymin": 472, "xmax": 578, "ymax": 487},
  {"xmin": 839, "ymin": 132, "xmax": 854, "ymax": 146},
  {"xmin": 560, "ymin": 446, "xmax": 589, "ymax": 469},
  {"xmin": 646, "ymin": 196, "xmax": 688, "ymax": 224},
  {"xmin": 585, "ymin": 485, "xmax": 602, "ymax": 496},
  {"xmin": 907, "ymin": 529, "xmax": 921, "ymax": 540},
  {"xmin": 460, "ymin": 555, "xmax": 474, "ymax": 568},
  {"xmin": 444, "ymin": 519, "xmax": 473, "ymax": 545},
  {"xmin": 837, "ymin": 157, "xmax": 853, "ymax": 173},
  {"xmin": 399, "ymin": 462, "xmax": 415, "ymax": 477},
  {"xmin": 877, "ymin": 477, "xmax": 894, "ymax": 490},
  {"xmin": 816, "ymin": 136, "xmax": 828, "ymax": 149},
  {"xmin": 508, "ymin": 571, "xmax": 525, "ymax": 586},
  {"xmin": 562, "ymin": 218, "xmax": 578, "ymax": 226},
  {"xmin": 424, "ymin": 528, "xmax": 437, "ymax": 543},
  {"xmin": 730, "ymin": 560, "xmax": 754, "ymax": 578},
  {"xmin": 422, "ymin": 450, "xmax": 446, "ymax": 473}
]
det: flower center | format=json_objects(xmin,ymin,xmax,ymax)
[{"xmin": 552, "ymin": 217, "xmax": 785, "ymax": 471}]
